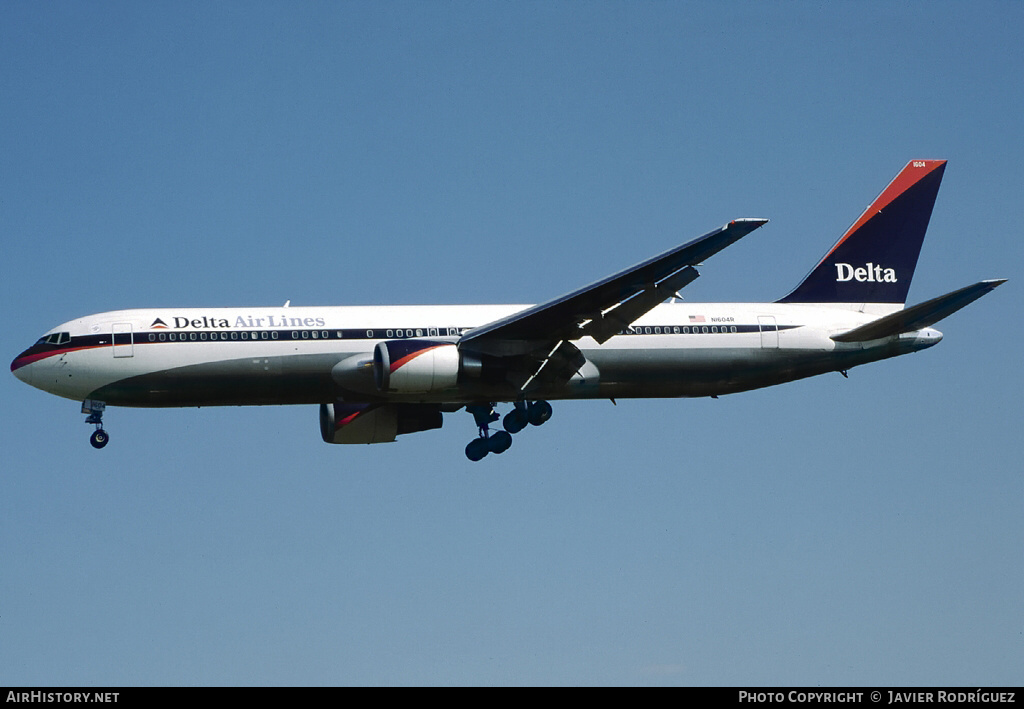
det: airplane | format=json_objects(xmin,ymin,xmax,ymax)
[{"xmin": 11, "ymin": 160, "xmax": 1005, "ymax": 461}]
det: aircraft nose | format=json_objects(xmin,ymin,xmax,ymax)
[{"xmin": 11, "ymin": 351, "xmax": 35, "ymax": 386}]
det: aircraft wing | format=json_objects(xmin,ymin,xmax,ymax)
[{"xmin": 459, "ymin": 218, "xmax": 768, "ymax": 359}]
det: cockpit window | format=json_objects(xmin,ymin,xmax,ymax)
[{"xmin": 38, "ymin": 332, "xmax": 71, "ymax": 346}]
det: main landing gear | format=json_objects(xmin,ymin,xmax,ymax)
[
  {"xmin": 82, "ymin": 399, "xmax": 109, "ymax": 449},
  {"xmin": 464, "ymin": 400, "xmax": 553, "ymax": 461}
]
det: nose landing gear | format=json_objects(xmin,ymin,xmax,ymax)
[
  {"xmin": 464, "ymin": 400, "xmax": 552, "ymax": 461},
  {"xmin": 82, "ymin": 399, "xmax": 109, "ymax": 449}
]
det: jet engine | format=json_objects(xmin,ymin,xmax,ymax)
[
  {"xmin": 373, "ymin": 339, "xmax": 460, "ymax": 394},
  {"xmin": 320, "ymin": 400, "xmax": 443, "ymax": 444}
]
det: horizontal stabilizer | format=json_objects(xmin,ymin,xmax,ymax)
[{"xmin": 831, "ymin": 279, "xmax": 1006, "ymax": 342}]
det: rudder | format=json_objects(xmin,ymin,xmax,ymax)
[{"xmin": 778, "ymin": 160, "xmax": 947, "ymax": 306}]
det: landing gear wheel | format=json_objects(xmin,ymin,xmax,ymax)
[
  {"xmin": 503, "ymin": 408, "xmax": 528, "ymax": 434},
  {"xmin": 487, "ymin": 430, "xmax": 513, "ymax": 454},
  {"xmin": 466, "ymin": 437, "xmax": 490, "ymax": 462},
  {"xmin": 527, "ymin": 400, "xmax": 553, "ymax": 426},
  {"xmin": 90, "ymin": 429, "xmax": 109, "ymax": 449}
]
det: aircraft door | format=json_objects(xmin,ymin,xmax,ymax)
[
  {"xmin": 758, "ymin": 316, "xmax": 778, "ymax": 348},
  {"xmin": 112, "ymin": 323, "xmax": 134, "ymax": 357}
]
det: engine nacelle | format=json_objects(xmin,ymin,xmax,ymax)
[
  {"xmin": 373, "ymin": 339, "xmax": 460, "ymax": 394},
  {"xmin": 319, "ymin": 400, "xmax": 443, "ymax": 444}
]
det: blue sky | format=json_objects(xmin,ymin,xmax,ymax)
[{"xmin": 2, "ymin": 2, "xmax": 1021, "ymax": 686}]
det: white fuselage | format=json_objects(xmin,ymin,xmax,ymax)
[{"xmin": 12, "ymin": 302, "xmax": 941, "ymax": 408}]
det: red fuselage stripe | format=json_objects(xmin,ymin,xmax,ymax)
[{"xmin": 10, "ymin": 345, "xmax": 106, "ymax": 371}]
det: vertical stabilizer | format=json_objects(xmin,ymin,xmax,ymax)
[{"xmin": 778, "ymin": 160, "xmax": 947, "ymax": 306}]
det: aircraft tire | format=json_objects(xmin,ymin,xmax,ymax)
[
  {"xmin": 527, "ymin": 400, "xmax": 553, "ymax": 426},
  {"xmin": 466, "ymin": 438, "xmax": 489, "ymax": 462},
  {"xmin": 488, "ymin": 431, "xmax": 513, "ymax": 454},
  {"xmin": 90, "ymin": 430, "xmax": 109, "ymax": 449},
  {"xmin": 503, "ymin": 409, "xmax": 528, "ymax": 434}
]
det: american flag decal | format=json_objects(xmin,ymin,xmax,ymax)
[{"xmin": 689, "ymin": 315, "xmax": 705, "ymax": 323}]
